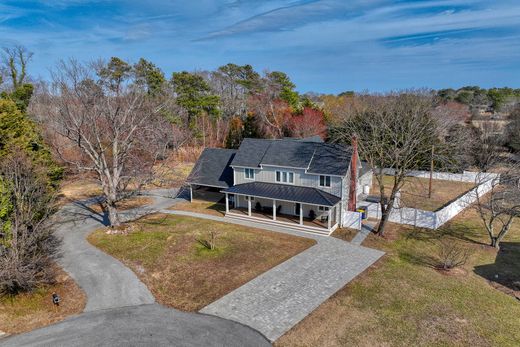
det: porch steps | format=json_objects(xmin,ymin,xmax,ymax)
[{"xmin": 225, "ymin": 213, "xmax": 331, "ymax": 236}]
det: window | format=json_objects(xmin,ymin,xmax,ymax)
[
  {"xmin": 276, "ymin": 170, "xmax": 294, "ymax": 184},
  {"xmin": 319, "ymin": 175, "xmax": 331, "ymax": 187},
  {"xmin": 245, "ymin": 168, "xmax": 255, "ymax": 180},
  {"xmin": 247, "ymin": 196, "xmax": 255, "ymax": 201},
  {"xmin": 318, "ymin": 206, "xmax": 330, "ymax": 212}
]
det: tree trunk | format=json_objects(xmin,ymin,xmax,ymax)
[
  {"xmin": 377, "ymin": 204, "xmax": 391, "ymax": 236},
  {"xmin": 490, "ymin": 236, "xmax": 498, "ymax": 249},
  {"xmin": 106, "ymin": 200, "xmax": 120, "ymax": 227}
]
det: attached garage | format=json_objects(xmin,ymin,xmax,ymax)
[{"xmin": 186, "ymin": 148, "xmax": 237, "ymax": 203}]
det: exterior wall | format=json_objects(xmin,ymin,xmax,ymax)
[
  {"xmin": 234, "ymin": 166, "xmax": 344, "ymax": 198},
  {"xmin": 357, "ymin": 171, "xmax": 373, "ymax": 196}
]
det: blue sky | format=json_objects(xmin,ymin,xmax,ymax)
[{"xmin": 1, "ymin": 0, "xmax": 519, "ymax": 93}]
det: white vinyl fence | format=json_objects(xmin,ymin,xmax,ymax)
[
  {"xmin": 342, "ymin": 211, "xmax": 362, "ymax": 230},
  {"xmin": 361, "ymin": 171, "xmax": 499, "ymax": 229}
]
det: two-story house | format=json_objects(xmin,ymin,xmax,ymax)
[{"xmin": 186, "ymin": 137, "xmax": 372, "ymax": 234}]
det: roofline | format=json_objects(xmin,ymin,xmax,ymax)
[
  {"xmin": 221, "ymin": 191, "xmax": 340, "ymax": 207},
  {"xmin": 187, "ymin": 182, "xmax": 229, "ymax": 189}
]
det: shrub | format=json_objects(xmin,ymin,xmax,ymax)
[
  {"xmin": 436, "ymin": 239, "xmax": 470, "ymax": 271},
  {"xmin": 195, "ymin": 229, "xmax": 222, "ymax": 251},
  {"xmin": 255, "ymin": 201, "xmax": 262, "ymax": 212},
  {"xmin": 309, "ymin": 209, "xmax": 316, "ymax": 220},
  {"xmin": 0, "ymin": 153, "xmax": 60, "ymax": 296}
]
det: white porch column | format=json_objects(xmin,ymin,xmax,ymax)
[
  {"xmin": 189, "ymin": 185, "xmax": 193, "ymax": 202},
  {"xmin": 273, "ymin": 199, "xmax": 276, "ymax": 221},
  {"xmin": 328, "ymin": 207, "xmax": 332, "ymax": 229},
  {"xmin": 248, "ymin": 196, "xmax": 252, "ymax": 217},
  {"xmin": 299, "ymin": 203, "xmax": 303, "ymax": 225},
  {"xmin": 225, "ymin": 193, "xmax": 229, "ymax": 214}
]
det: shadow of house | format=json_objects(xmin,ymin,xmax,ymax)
[{"xmin": 474, "ymin": 242, "xmax": 520, "ymax": 297}]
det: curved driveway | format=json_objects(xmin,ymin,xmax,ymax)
[{"xmin": 1, "ymin": 190, "xmax": 270, "ymax": 347}]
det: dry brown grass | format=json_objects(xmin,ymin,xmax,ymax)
[
  {"xmin": 172, "ymin": 200, "xmax": 226, "ymax": 217},
  {"xmin": 372, "ymin": 175, "xmax": 475, "ymax": 211},
  {"xmin": 87, "ymin": 196, "xmax": 154, "ymax": 214},
  {"xmin": 57, "ymin": 175, "xmax": 102, "ymax": 205},
  {"xmin": 276, "ymin": 208, "xmax": 520, "ymax": 347},
  {"xmin": 331, "ymin": 227, "xmax": 359, "ymax": 242},
  {"xmin": 0, "ymin": 267, "xmax": 86, "ymax": 335},
  {"xmin": 88, "ymin": 214, "xmax": 315, "ymax": 311}
]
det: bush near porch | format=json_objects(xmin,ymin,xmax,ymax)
[
  {"xmin": 371, "ymin": 175, "xmax": 475, "ymax": 211},
  {"xmin": 88, "ymin": 214, "xmax": 315, "ymax": 311},
  {"xmin": 275, "ymin": 208, "xmax": 520, "ymax": 347}
]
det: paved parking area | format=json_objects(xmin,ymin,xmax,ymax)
[{"xmin": 164, "ymin": 210, "xmax": 385, "ymax": 341}]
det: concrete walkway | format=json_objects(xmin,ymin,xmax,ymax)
[
  {"xmin": 351, "ymin": 221, "xmax": 377, "ymax": 245},
  {"xmin": 162, "ymin": 210, "xmax": 385, "ymax": 341},
  {"xmin": 1, "ymin": 191, "xmax": 270, "ymax": 347}
]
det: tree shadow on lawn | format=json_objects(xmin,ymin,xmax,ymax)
[
  {"xmin": 474, "ymin": 242, "xmax": 520, "ymax": 296},
  {"xmin": 405, "ymin": 222, "xmax": 488, "ymax": 246}
]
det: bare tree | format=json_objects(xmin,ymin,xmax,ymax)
[
  {"xmin": 1, "ymin": 45, "xmax": 33, "ymax": 90},
  {"xmin": 43, "ymin": 58, "xmax": 174, "ymax": 227},
  {"xmin": 0, "ymin": 152, "xmax": 59, "ymax": 296},
  {"xmin": 332, "ymin": 91, "xmax": 451, "ymax": 236},
  {"xmin": 475, "ymin": 165, "xmax": 520, "ymax": 248}
]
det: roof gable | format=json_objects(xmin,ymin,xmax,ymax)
[
  {"xmin": 187, "ymin": 148, "xmax": 237, "ymax": 188},
  {"xmin": 231, "ymin": 138, "xmax": 352, "ymax": 176}
]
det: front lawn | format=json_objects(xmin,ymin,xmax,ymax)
[
  {"xmin": 88, "ymin": 214, "xmax": 315, "ymax": 311},
  {"xmin": 0, "ymin": 267, "xmax": 86, "ymax": 335},
  {"xmin": 372, "ymin": 175, "xmax": 475, "ymax": 211},
  {"xmin": 276, "ymin": 208, "xmax": 520, "ymax": 347},
  {"xmin": 172, "ymin": 199, "xmax": 226, "ymax": 217}
]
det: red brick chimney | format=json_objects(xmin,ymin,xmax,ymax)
[{"xmin": 348, "ymin": 136, "xmax": 358, "ymax": 211}]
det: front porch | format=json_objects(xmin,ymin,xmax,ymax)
[{"xmin": 224, "ymin": 193, "xmax": 340, "ymax": 233}]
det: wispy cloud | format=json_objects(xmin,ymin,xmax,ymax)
[{"xmin": 0, "ymin": 0, "xmax": 519, "ymax": 92}]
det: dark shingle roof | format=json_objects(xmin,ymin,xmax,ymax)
[
  {"xmin": 230, "ymin": 138, "xmax": 352, "ymax": 176},
  {"xmin": 222, "ymin": 182, "xmax": 341, "ymax": 206},
  {"xmin": 187, "ymin": 148, "xmax": 236, "ymax": 188},
  {"xmin": 229, "ymin": 139, "xmax": 271, "ymax": 168}
]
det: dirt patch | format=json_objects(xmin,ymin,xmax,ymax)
[
  {"xmin": 88, "ymin": 214, "xmax": 315, "ymax": 311},
  {"xmin": 0, "ymin": 267, "xmax": 86, "ymax": 335}
]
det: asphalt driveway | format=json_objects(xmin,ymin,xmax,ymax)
[{"xmin": 1, "ymin": 190, "xmax": 270, "ymax": 347}]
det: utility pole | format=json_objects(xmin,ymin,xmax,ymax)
[{"xmin": 428, "ymin": 145, "xmax": 434, "ymax": 198}]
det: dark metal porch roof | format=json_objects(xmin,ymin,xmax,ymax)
[{"xmin": 222, "ymin": 182, "xmax": 341, "ymax": 207}]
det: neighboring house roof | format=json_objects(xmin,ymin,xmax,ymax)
[
  {"xmin": 231, "ymin": 138, "xmax": 352, "ymax": 176},
  {"xmin": 187, "ymin": 148, "xmax": 237, "ymax": 188},
  {"xmin": 222, "ymin": 182, "xmax": 341, "ymax": 206}
]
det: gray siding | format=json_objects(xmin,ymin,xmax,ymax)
[{"xmin": 234, "ymin": 166, "xmax": 344, "ymax": 198}]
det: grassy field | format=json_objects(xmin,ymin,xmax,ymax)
[
  {"xmin": 0, "ymin": 267, "xmax": 86, "ymax": 335},
  {"xmin": 276, "ymin": 208, "xmax": 520, "ymax": 347},
  {"xmin": 372, "ymin": 175, "xmax": 475, "ymax": 211},
  {"xmin": 88, "ymin": 214, "xmax": 315, "ymax": 311}
]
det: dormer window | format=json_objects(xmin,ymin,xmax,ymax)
[
  {"xmin": 276, "ymin": 170, "xmax": 294, "ymax": 184},
  {"xmin": 245, "ymin": 168, "xmax": 255, "ymax": 180},
  {"xmin": 319, "ymin": 175, "xmax": 331, "ymax": 187}
]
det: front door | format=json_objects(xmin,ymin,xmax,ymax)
[{"xmin": 295, "ymin": 203, "xmax": 301, "ymax": 216}]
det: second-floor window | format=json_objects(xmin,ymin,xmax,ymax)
[
  {"xmin": 276, "ymin": 170, "xmax": 294, "ymax": 184},
  {"xmin": 245, "ymin": 168, "xmax": 255, "ymax": 180},
  {"xmin": 319, "ymin": 175, "xmax": 331, "ymax": 187}
]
